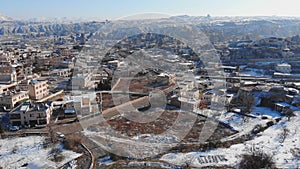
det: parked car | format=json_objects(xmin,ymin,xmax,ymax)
[
  {"xmin": 9, "ymin": 126, "xmax": 19, "ymax": 131},
  {"xmin": 56, "ymin": 132, "xmax": 65, "ymax": 139}
]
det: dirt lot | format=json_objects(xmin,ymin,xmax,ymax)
[
  {"xmin": 106, "ymin": 110, "xmax": 235, "ymax": 142},
  {"xmin": 101, "ymin": 93, "xmax": 144, "ymax": 111}
]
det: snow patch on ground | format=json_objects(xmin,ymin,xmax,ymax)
[
  {"xmin": 133, "ymin": 134, "xmax": 179, "ymax": 143},
  {"xmin": 252, "ymin": 106, "xmax": 282, "ymax": 117},
  {"xmin": 0, "ymin": 136, "xmax": 82, "ymax": 169}
]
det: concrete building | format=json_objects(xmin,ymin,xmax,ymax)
[
  {"xmin": 23, "ymin": 65, "xmax": 33, "ymax": 77},
  {"xmin": 51, "ymin": 68, "xmax": 72, "ymax": 77},
  {"xmin": 59, "ymin": 61, "xmax": 74, "ymax": 69},
  {"xmin": 275, "ymin": 63, "xmax": 292, "ymax": 74},
  {"xmin": 9, "ymin": 102, "xmax": 52, "ymax": 127},
  {"xmin": 28, "ymin": 80, "xmax": 48, "ymax": 100},
  {"xmin": 69, "ymin": 94, "xmax": 98, "ymax": 117},
  {"xmin": 57, "ymin": 46, "xmax": 71, "ymax": 56},
  {"xmin": 72, "ymin": 73, "xmax": 94, "ymax": 90},
  {"xmin": 178, "ymin": 97, "xmax": 200, "ymax": 112},
  {"xmin": 19, "ymin": 80, "xmax": 49, "ymax": 100},
  {"xmin": 202, "ymin": 90, "xmax": 216, "ymax": 106},
  {"xmin": 0, "ymin": 83, "xmax": 17, "ymax": 93},
  {"xmin": 274, "ymin": 102, "xmax": 291, "ymax": 113},
  {"xmin": 0, "ymin": 91, "xmax": 29, "ymax": 109},
  {"xmin": 0, "ymin": 51, "xmax": 24, "ymax": 80},
  {"xmin": 0, "ymin": 57, "xmax": 17, "ymax": 83}
]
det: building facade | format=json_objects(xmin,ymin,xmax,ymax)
[
  {"xmin": 9, "ymin": 102, "xmax": 52, "ymax": 127},
  {"xmin": 19, "ymin": 80, "xmax": 49, "ymax": 100},
  {"xmin": 0, "ymin": 91, "xmax": 29, "ymax": 109}
]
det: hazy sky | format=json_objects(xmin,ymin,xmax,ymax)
[{"xmin": 1, "ymin": 0, "xmax": 300, "ymax": 19}]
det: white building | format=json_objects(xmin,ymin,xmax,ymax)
[
  {"xmin": 23, "ymin": 66, "xmax": 33, "ymax": 77},
  {"xmin": 51, "ymin": 68, "xmax": 72, "ymax": 77},
  {"xmin": 72, "ymin": 73, "xmax": 95, "ymax": 90},
  {"xmin": 178, "ymin": 97, "xmax": 199, "ymax": 112},
  {"xmin": 9, "ymin": 102, "xmax": 52, "ymax": 127},
  {"xmin": 275, "ymin": 63, "xmax": 292, "ymax": 74},
  {"xmin": 202, "ymin": 90, "xmax": 216, "ymax": 105}
]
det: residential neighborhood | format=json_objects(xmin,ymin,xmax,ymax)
[{"xmin": 1, "ymin": 2, "xmax": 300, "ymax": 168}]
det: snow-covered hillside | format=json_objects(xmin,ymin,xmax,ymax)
[{"xmin": 161, "ymin": 112, "xmax": 300, "ymax": 168}]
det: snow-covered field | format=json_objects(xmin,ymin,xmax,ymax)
[
  {"xmin": 0, "ymin": 136, "xmax": 82, "ymax": 169},
  {"xmin": 218, "ymin": 106, "xmax": 281, "ymax": 132},
  {"xmin": 161, "ymin": 112, "xmax": 300, "ymax": 168}
]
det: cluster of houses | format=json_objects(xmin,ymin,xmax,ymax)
[
  {"xmin": 1, "ymin": 30, "xmax": 300, "ymax": 131},
  {"xmin": 0, "ymin": 39, "xmax": 82, "ymax": 129},
  {"xmin": 218, "ymin": 36, "xmax": 295, "ymax": 62}
]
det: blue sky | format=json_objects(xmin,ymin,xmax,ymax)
[{"xmin": 1, "ymin": 0, "xmax": 300, "ymax": 19}]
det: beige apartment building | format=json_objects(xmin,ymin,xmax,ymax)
[
  {"xmin": 19, "ymin": 80, "xmax": 49, "ymax": 100},
  {"xmin": 51, "ymin": 68, "xmax": 72, "ymax": 77},
  {"xmin": 0, "ymin": 83, "xmax": 17, "ymax": 93},
  {"xmin": 0, "ymin": 91, "xmax": 29, "ymax": 109},
  {"xmin": 28, "ymin": 80, "xmax": 49, "ymax": 100},
  {"xmin": 0, "ymin": 54, "xmax": 18, "ymax": 83},
  {"xmin": 0, "ymin": 63, "xmax": 17, "ymax": 83}
]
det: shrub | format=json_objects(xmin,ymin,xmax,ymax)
[
  {"xmin": 239, "ymin": 148, "xmax": 275, "ymax": 169},
  {"xmin": 0, "ymin": 125, "xmax": 4, "ymax": 134},
  {"xmin": 291, "ymin": 148, "xmax": 300, "ymax": 158},
  {"xmin": 284, "ymin": 110, "xmax": 295, "ymax": 121},
  {"xmin": 251, "ymin": 124, "xmax": 264, "ymax": 134},
  {"xmin": 48, "ymin": 147, "xmax": 64, "ymax": 162},
  {"xmin": 63, "ymin": 135, "xmax": 82, "ymax": 150}
]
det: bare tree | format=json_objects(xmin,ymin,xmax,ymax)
[
  {"xmin": 0, "ymin": 125, "xmax": 4, "ymax": 139},
  {"xmin": 279, "ymin": 127, "xmax": 290, "ymax": 143},
  {"xmin": 47, "ymin": 121, "xmax": 57, "ymax": 144}
]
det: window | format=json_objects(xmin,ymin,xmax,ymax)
[{"xmin": 10, "ymin": 114, "xmax": 21, "ymax": 119}]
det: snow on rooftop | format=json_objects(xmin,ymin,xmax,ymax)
[
  {"xmin": 20, "ymin": 105, "xmax": 29, "ymax": 112},
  {"xmin": 274, "ymin": 72, "xmax": 292, "ymax": 76},
  {"xmin": 275, "ymin": 102, "xmax": 291, "ymax": 107},
  {"xmin": 277, "ymin": 63, "xmax": 291, "ymax": 67}
]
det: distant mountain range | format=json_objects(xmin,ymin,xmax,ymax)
[
  {"xmin": 2, "ymin": 14, "xmax": 300, "ymax": 43},
  {"xmin": 0, "ymin": 22, "xmax": 106, "ymax": 36},
  {"xmin": 0, "ymin": 13, "xmax": 106, "ymax": 36}
]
